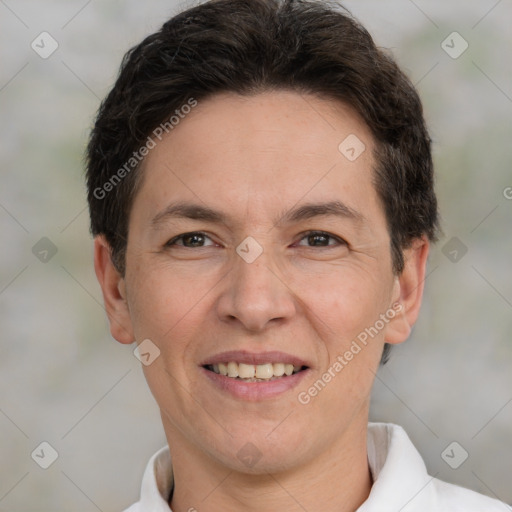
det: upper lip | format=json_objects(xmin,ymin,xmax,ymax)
[{"xmin": 200, "ymin": 350, "xmax": 310, "ymax": 368}]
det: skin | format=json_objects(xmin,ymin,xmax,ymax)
[{"xmin": 95, "ymin": 90, "xmax": 429, "ymax": 512}]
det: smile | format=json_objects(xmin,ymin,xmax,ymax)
[
  {"xmin": 200, "ymin": 350, "xmax": 311, "ymax": 400},
  {"xmin": 204, "ymin": 362, "xmax": 306, "ymax": 381}
]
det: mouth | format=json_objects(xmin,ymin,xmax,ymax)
[
  {"xmin": 200, "ymin": 350, "xmax": 311, "ymax": 400},
  {"xmin": 203, "ymin": 362, "xmax": 307, "ymax": 382}
]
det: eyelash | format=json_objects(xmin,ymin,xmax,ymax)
[{"xmin": 165, "ymin": 230, "xmax": 347, "ymax": 248}]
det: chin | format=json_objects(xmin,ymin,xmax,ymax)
[{"xmin": 209, "ymin": 429, "xmax": 311, "ymax": 475}]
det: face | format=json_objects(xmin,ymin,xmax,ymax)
[{"xmin": 96, "ymin": 90, "xmax": 427, "ymax": 474}]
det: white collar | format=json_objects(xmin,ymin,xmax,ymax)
[{"xmin": 127, "ymin": 422, "xmax": 506, "ymax": 511}]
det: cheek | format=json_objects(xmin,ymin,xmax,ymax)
[
  {"xmin": 297, "ymin": 277, "xmax": 386, "ymax": 418},
  {"xmin": 126, "ymin": 266, "xmax": 208, "ymax": 410},
  {"xmin": 293, "ymin": 265, "xmax": 390, "ymax": 345},
  {"xmin": 126, "ymin": 263, "xmax": 201, "ymax": 344}
]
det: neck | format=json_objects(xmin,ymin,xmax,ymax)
[{"xmin": 164, "ymin": 415, "xmax": 373, "ymax": 512}]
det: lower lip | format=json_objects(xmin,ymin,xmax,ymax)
[{"xmin": 201, "ymin": 367, "xmax": 310, "ymax": 401}]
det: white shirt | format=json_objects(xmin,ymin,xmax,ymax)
[{"xmin": 123, "ymin": 422, "xmax": 509, "ymax": 511}]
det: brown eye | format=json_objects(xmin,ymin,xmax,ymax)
[
  {"xmin": 296, "ymin": 231, "xmax": 346, "ymax": 247},
  {"xmin": 166, "ymin": 232, "xmax": 214, "ymax": 248}
]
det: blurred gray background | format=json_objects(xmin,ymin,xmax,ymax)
[{"xmin": 1, "ymin": 0, "xmax": 511, "ymax": 510}]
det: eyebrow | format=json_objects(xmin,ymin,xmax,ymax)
[
  {"xmin": 277, "ymin": 200, "xmax": 365, "ymax": 225},
  {"xmin": 151, "ymin": 202, "xmax": 226, "ymax": 227},
  {"xmin": 150, "ymin": 199, "xmax": 366, "ymax": 229}
]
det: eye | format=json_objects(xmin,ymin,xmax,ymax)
[
  {"xmin": 165, "ymin": 231, "xmax": 216, "ymax": 248},
  {"xmin": 295, "ymin": 230, "xmax": 347, "ymax": 248}
]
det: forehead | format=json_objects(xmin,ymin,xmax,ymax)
[
  {"xmin": 131, "ymin": 90, "xmax": 383, "ymax": 230},
  {"xmin": 159, "ymin": 90, "xmax": 375, "ymax": 164}
]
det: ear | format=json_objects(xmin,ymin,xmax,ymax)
[
  {"xmin": 385, "ymin": 236, "xmax": 430, "ymax": 345},
  {"xmin": 93, "ymin": 235, "xmax": 135, "ymax": 344}
]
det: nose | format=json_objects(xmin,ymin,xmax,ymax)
[{"xmin": 215, "ymin": 245, "xmax": 297, "ymax": 332}]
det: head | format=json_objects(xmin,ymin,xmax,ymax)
[{"xmin": 88, "ymin": 0, "xmax": 438, "ymax": 475}]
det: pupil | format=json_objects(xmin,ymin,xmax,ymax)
[
  {"xmin": 185, "ymin": 234, "xmax": 203, "ymax": 247},
  {"xmin": 309, "ymin": 234, "xmax": 327, "ymax": 246}
]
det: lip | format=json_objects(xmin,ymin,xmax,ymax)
[
  {"xmin": 199, "ymin": 350, "xmax": 310, "ymax": 368},
  {"xmin": 201, "ymin": 365, "xmax": 311, "ymax": 401},
  {"xmin": 199, "ymin": 350, "xmax": 311, "ymax": 401}
]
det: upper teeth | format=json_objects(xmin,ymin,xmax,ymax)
[{"xmin": 211, "ymin": 362, "xmax": 302, "ymax": 379}]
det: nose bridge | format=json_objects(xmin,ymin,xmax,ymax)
[
  {"xmin": 216, "ymin": 238, "xmax": 295, "ymax": 331},
  {"xmin": 236, "ymin": 242, "xmax": 276, "ymax": 294}
]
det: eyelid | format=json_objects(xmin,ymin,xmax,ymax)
[
  {"xmin": 165, "ymin": 230, "xmax": 347, "ymax": 248},
  {"xmin": 165, "ymin": 231, "xmax": 217, "ymax": 247},
  {"xmin": 295, "ymin": 230, "xmax": 347, "ymax": 247}
]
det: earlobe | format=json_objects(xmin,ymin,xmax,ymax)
[
  {"xmin": 93, "ymin": 236, "xmax": 135, "ymax": 344},
  {"xmin": 385, "ymin": 237, "xmax": 430, "ymax": 345}
]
